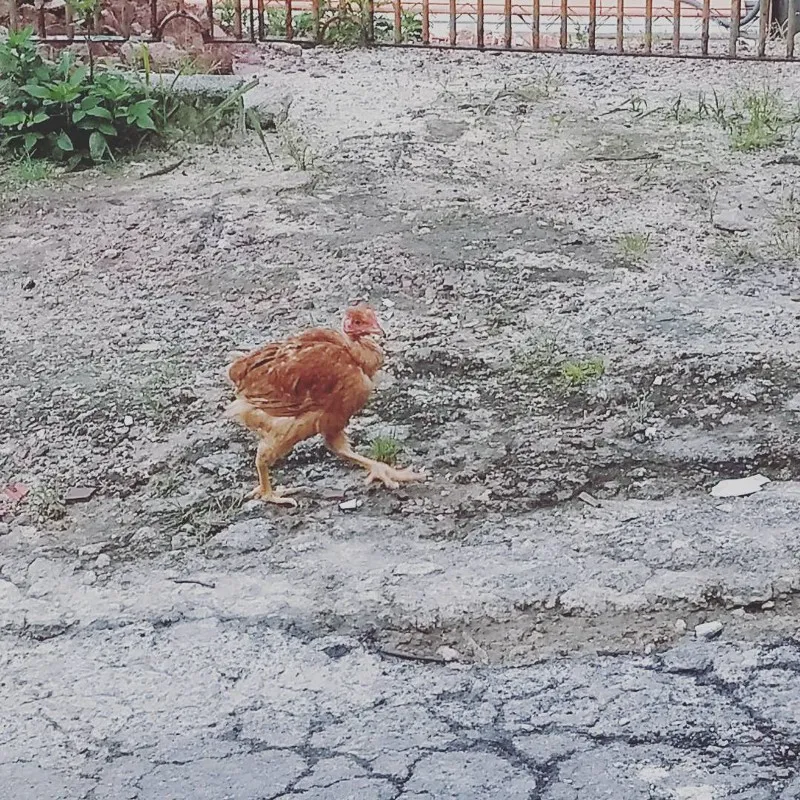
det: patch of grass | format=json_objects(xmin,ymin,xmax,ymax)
[
  {"xmin": 512, "ymin": 334, "xmax": 561, "ymax": 379},
  {"xmin": 728, "ymin": 88, "xmax": 788, "ymax": 151},
  {"xmin": 709, "ymin": 235, "xmax": 761, "ymax": 268},
  {"xmin": 367, "ymin": 434, "xmax": 402, "ymax": 465},
  {"xmin": 1, "ymin": 156, "xmax": 55, "ymax": 187},
  {"xmin": 559, "ymin": 357, "xmax": 605, "ymax": 389},
  {"xmin": 513, "ymin": 336, "xmax": 606, "ymax": 393},
  {"xmin": 151, "ymin": 471, "xmax": 183, "ymax": 497},
  {"xmin": 766, "ymin": 189, "xmax": 800, "ymax": 261},
  {"xmin": 273, "ymin": 102, "xmax": 315, "ymax": 171},
  {"xmin": 27, "ymin": 485, "xmax": 66, "ymax": 522},
  {"xmin": 165, "ymin": 493, "xmax": 244, "ymax": 546},
  {"xmin": 618, "ymin": 86, "xmax": 797, "ymax": 152},
  {"xmin": 616, "ymin": 232, "xmax": 651, "ymax": 265}
]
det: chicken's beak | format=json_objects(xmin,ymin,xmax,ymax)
[{"xmin": 369, "ymin": 323, "xmax": 386, "ymax": 337}]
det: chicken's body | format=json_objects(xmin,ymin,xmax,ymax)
[{"xmin": 225, "ymin": 306, "xmax": 423, "ymax": 506}]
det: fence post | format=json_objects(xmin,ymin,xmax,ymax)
[{"xmin": 729, "ymin": 0, "xmax": 741, "ymax": 56}]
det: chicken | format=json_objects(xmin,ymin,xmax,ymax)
[{"xmin": 224, "ymin": 304, "xmax": 424, "ymax": 507}]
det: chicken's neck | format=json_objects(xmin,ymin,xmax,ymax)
[{"xmin": 346, "ymin": 336, "xmax": 384, "ymax": 378}]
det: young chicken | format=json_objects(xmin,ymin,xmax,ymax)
[{"xmin": 225, "ymin": 304, "xmax": 424, "ymax": 506}]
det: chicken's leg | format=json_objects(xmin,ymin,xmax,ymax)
[
  {"xmin": 251, "ymin": 439, "xmax": 300, "ymax": 507},
  {"xmin": 325, "ymin": 431, "xmax": 424, "ymax": 489}
]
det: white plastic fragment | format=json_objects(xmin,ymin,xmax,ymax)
[{"xmin": 710, "ymin": 474, "xmax": 770, "ymax": 498}]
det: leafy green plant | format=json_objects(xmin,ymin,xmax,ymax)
[
  {"xmin": 559, "ymin": 357, "xmax": 605, "ymax": 389},
  {"xmin": 0, "ymin": 28, "xmax": 261, "ymax": 166},
  {"xmin": 0, "ymin": 27, "xmax": 159, "ymax": 163},
  {"xmin": 728, "ymin": 88, "xmax": 788, "ymax": 151},
  {"xmin": 616, "ymin": 232, "xmax": 651, "ymax": 265},
  {"xmin": 264, "ymin": 6, "xmax": 314, "ymax": 37},
  {"xmin": 367, "ymin": 434, "xmax": 402, "ymax": 465}
]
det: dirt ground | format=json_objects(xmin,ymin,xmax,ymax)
[{"xmin": 2, "ymin": 45, "xmax": 800, "ymax": 799}]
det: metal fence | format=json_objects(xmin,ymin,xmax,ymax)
[{"xmin": 3, "ymin": 0, "xmax": 798, "ymax": 59}]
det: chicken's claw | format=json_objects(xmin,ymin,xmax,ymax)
[
  {"xmin": 364, "ymin": 462, "xmax": 426, "ymax": 490},
  {"xmin": 248, "ymin": 486, "xmax": 300, "ymax": 507}
]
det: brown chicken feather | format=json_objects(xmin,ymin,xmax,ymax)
[
  {"xmin": 226, "ymin": 328, "xmax": 383, "ymax": 434},
  {"xmin": 224, "ymin": 305, "xmax": 423, "ymax": 506}
]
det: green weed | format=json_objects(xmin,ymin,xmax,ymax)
[{"xmin": 367, "ymin": 434, "xmax": 402, "ymax": 465}]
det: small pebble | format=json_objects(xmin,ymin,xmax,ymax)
[
  {"xmin": 675, "ymin": 619, "xmax": 687, "ymax": 634},
  {"xmin": 695, "ymin": 620, "xmax": 723, "ymax": 640},
  {"xmin": 95, "ymin": 553, "xmax": 111, "ymax": 569}
]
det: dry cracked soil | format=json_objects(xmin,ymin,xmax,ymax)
[{"xmin": 2, "ymin": 45, "xmax": 800, "ymax": 799}]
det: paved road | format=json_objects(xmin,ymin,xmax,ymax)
[{"xmin": 4, "ymin": 611, "xmax": 800, "ymax": 799}]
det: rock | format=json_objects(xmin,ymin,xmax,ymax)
[
  {"xmin": 120, "ymin": 40, "xmax": 186, "ymax": 71},
  {"xmin": 78, "ymin": 542, "xmax": 107, "ymax": 556},
  {"xmin": 713, "ymin": 209, "xmax": 752, "ymax": 233},
  {"xmin": 206, "ymin": 520, "xmax": 276, "ymax": 555},
  {"xmin": 675, "ymin": 618, "xmax": 687, "ymax": 634},
  {"xmin": 339, "ymin": 499, "xmax": 362, "ymax": 512},
  {"xmin": 661, "ymin": 640, "xmax": 713, "ymax": 673},
  {"xmin": 196, "ymin": 452, "xmax": 239, "ymax": 474},
  {"xmin": 65, "ymin": 486, "xmax": 96, "ymax": 504},
  {"xmin": 167, "ymin": 73, "xmax": 246, "ymax": 103},
  {"xmin": 270, "ymin": 42, "xmax": 303, "ymax": 57},
  {"xmin": 695, "ymin": 620, "xmax": 723, "ymax": 640},
  {"xmin": 94, "ymin": 554, "xmax": 111, "ymax": 569},
  {"xmin": 171, "ymin": 532, "xmax": 192, "ymax": 550},
  {"xmin": 123, "ymin": 415, "xmax": 134, "ymax": 427},
  {"xmin": 436, "ymin": 645, "xmax": 461, "ymax": 662},
  {"xmin": 22, "ymin": 277, "xmax": 35, "ymax": 290},
  {"xmin": 577, "ymin": 491, "xmax": 601, "ymax": 508},
  {"xmin": 0, "ymin": 522, "xmax": 9, "ymax": 536}
]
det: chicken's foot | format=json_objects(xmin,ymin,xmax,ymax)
[
  {"xmin": 364, "ymin": 461, "xmax": 424, "ymax": 490},
  {"xmin": 251, "ymin": 440, "xmax": 300, "ymax": 507},
  {"xmin": 326, "ymin": 432, "xmax": 425, "ymax": 489}
]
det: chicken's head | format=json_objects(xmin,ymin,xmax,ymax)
[{"xmin": 342, "ymin": 304, "xmax": 384, "ymax": 340}]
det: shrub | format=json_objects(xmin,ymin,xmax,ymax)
[{"xmin": 0, "ymin": 27, "xmax": 161, "ymax": 164}]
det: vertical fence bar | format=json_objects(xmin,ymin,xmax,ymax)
[
  {"xmin": 788, "ymin": 0, "xmax": 797, "ymax": 57},
  {"xmin": 64, "ymin": 1, "xmax": 74, "ymax": 40},
  {"xmin": 36, "ymin": 0, "xmax": 46, "ymax": 39},
  {"xmin": 150, "ymin": 0, "xmax": 158, "ymax": 39},
  {"xmin": 616, "ymin": 0, "xmax": 624, "ymax": 51},
  {"xmin": 588, "ymin": 0, "xmax": 596, "ymax": 49},
  {"xmin": 560, "ymin": 0, "xmax": 568, "ymax": 48},
  {"xmin": 644, "ymin": 0, "xmax": 652, "ymax": 52},
  {"xmin": 8, "ymin": 0, "xmax": 18, "ymax": 31},
  {"xmin": 672, "ymin": 0, "xmax": 680, "ymax": 53},
  {"xmin": 700, "ymin": 0, "xmax": 710, "ymax": 53},
  {"xmin": 449, "ymin": 0, "xmax": 457, "ymax": 44},
  {"xmin": 729, "ymin": 0, "xmax": 740, "ymax": 55},
  {"xmin": 249, "ymin": 0, "xmax": 256, "ymax": 40},
  {"xmin": 757, "ymin": 0, "xmax": 771, "ymax": 56},
  {"xmin": 258, "ymin": 0, "xmax": 265, "ymax": 39},
  {"xmin": 532, "ymin": 0, "xmax": 540, "ymax": 48},
  {"xmin": 394, "ymin": 0, "xmax": 402, "ymax": 42},
  {"xmin": 234, "ymin": 0, "xmax": 243, "ymax": 37},
  {"xmin": 206, "ymin": 0, "xmax": 215, "ymax": 37},
  {"xmin": 422, "ymin": 0, "xmax": 430, "ymax": 43},
  {"xmin": 367, "ymin": 0, "xmax": 375, "ymax": 43},
  {"xmin": 286, "ymin": 0, "xmax": 294, "ymax": 40},
  {"xmin": 504, "ymin": 0, "xmax": 512, "ymax": 47},
  {"xmin": 477, "ymin": 0, "xmax": 485, "ymax": 48}
]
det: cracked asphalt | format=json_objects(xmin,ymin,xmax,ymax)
[{"xmin": 3, "ymin": 617, "xmax": 800, "ymax": 799}]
